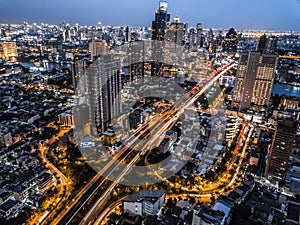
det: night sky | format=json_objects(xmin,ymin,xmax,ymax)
[{"xmin": 0, "ymin": 0, "xmax": 299, "ymax": 30}]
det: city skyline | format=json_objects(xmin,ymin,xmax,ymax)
[
  {"xmin": 0, "ymin": 0, "xmax": 300, "ymax": 224},
  {"xmin": 0, "ymin": 0, "xmax": 300, "ymax": 30}
]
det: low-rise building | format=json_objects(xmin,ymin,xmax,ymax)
[
  {"xmin": 123, "ymin": 190, "xmax": 166, "ymax": 217},
  {"xmin": 212, "ymin": 200, "xmax": 233, "ymax": 225},
  {"xmin": 0, "ymin": 199, "xmax": 21, "ymax": 220},
  {"xmin": 192, "ymin": 204, "xmax": 225, "ymax": 225}
]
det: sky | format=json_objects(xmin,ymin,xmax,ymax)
[{"xmin": 0, "ymin": 0, "xmax": 299, "ymax": 30}]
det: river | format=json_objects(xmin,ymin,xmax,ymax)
[
  {"xmin": 19, "ymin": 61, "xmax": 71, "ymax": 71},
  {"xmin": 272, "ymin": 83, "xmax": 300, "ymax": 97}
]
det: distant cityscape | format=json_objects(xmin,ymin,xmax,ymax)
[{"xmin": 0, "ymin": 1, "xmax": 300, "ymax": 225}]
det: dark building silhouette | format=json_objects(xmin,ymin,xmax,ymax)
[
  {"xmin": 257, "ymin": 34, "xmax": 278, "ymax": 54},
  {"xmin": 256, "ymin": 34, "xmax": 268, "ymax": 52},
  {"xmin": 222, "ymin": 28, "xmax": 238, "ymax": 54},
  {"xmin": 125, "ymin": 26, "xmax": 129, "ymax": 42}
]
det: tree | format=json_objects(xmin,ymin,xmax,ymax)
[{"xmin": 143, "ymin": 215, "xmax": 158, "ymax": 225}]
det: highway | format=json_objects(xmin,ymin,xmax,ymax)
[
  {"xmin": 56, "ymin": 62, "xmax": 235, "ymax": 225},
  {"xmin": 94, "ymin": 122, "xmax": 254, "ymax": 225},
  {"xmin": 80, "ymin": 62, "xmax": 236, "ymax": 225}
]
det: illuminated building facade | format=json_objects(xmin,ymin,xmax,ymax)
[
  {"xmin": 165, "ymin": 16, "xmax": 184, "ymax": 46},
  {"xmin": 0, "ymin": 42, "xmax": 18, "ymax": 61},
  {"xmin": 151, "ymin": 0, "xmax": 170, "ymax": 76},
  {"xmin": 265, "ymin": 120, "xmax": 296, "ymax": 181},
  {"xmin": 86, "ymin": 54, "xmax": 122, "ymax": 133},
  {"xmin": 128, "ymin": 41, "xmax": 145, "ymax": 82},
  {"xmin": 89, "ymin": 39, "xmax": 107, "ymax": 60},
  {"xmin": 222, "ymin": 28, "xmax": 238, "ymax": 54},
  {"xmin": 151, "ymin": 0, "xmax": 170, "ymax": 41},
  {"xmin": 233, "ymin": 52, "xmax": 278, "ymax": 110}
]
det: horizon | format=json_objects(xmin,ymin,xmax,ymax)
[
  {"xmin": 0, "ymin": 0, "xmax": 299, "ymax": 31},
  {"xmin": 1, "ymin": 22, "xmax": 300, "ymax": 33}
]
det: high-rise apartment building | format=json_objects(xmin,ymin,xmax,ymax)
[
  {"xmin": 89, "ymin": 39, "xmax": 107, "ymax": 60},
  {"xmin": 85, "ymin": 54, "xmax": 122, "ymax": 133},
  {"xmin": 0, "ymin": 42, "xmax": 17, "ymax": 61},
  {"xmin": 232, "ymin": 52, "xmax": 278, "ymax": 110},
  {"xmin": 72, "ymin": 59, "xmax": 87, "ymax": 95},
  {"xmin": 73, "ymin": 54, "xmax": 121, "ymax": 138},
  {"xmin": 265, "ymin": 120, "xmax": 297, "ymax": 181}
]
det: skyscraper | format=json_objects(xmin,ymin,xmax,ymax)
[
  {"xmin": 0, "ymin": 42, "xmax": 17, "ymax": 61},
  {"xmin": 85, "ymin": 54, "xmax": 122, "ymax": 133},
  {"xmin": 128, "ymin": 41, "xmax": 145, "ymax": 82},
  {"xmin": 222, "ymin": 28, "xmax": 238, "ymax": 54},
  {"xmin": 196, "ymin": 23, "xmax": 204, "ymax": 48},
  {"xmin": 265, "ymin": 120, "xmax": 296, "ymax": 181},
  {"xmin": 89, "ymin": 39, "xmax": 107, "ymax": 60},
  {"xmin": 256, "ymin": 34, "xmax": 278, "ymax": 54},
  {"xmin": 207, "ymin": 28, "xmax": 214, "ymax": 42},
  {"xmin": 72, "ymin": 59, "xmax": 87, "ymax": 95},
  {"xmin": 256, "ymin": 34, "xmax": 268, "ymax": 52},
  {"xmin": 151, "ymin": 0, "xmax": 170, "ymax": 76},
  {"xmin": 151, "ymin": 0, "xmax": 170, "ymax": 41},
  {"xmin": 165, "ymin": 16, "xmax": 184, "ymax": 46},
  {"xmin": 232, "ymin": 52, "xmax": 278, "ymax": 110},
  {"xmin": 265, "ymin": 36, "xmax": 278, "ymax": 54}
]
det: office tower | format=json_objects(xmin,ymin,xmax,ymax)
[
  {"xmin": 0, "ymin": 42, "xmax": 17, "ymax": 61},
  {"xmin": 232, "ymin": 52, "xmax": 278, "ymax": 110},
  {"xmin": 208, "ymin": 40, "xmax": 214, "ymax": 55},
  {"xmin": 256, "ymin": 34, "xmax": 268, "ymax": 52},
  {"xmin": 125, "ymin": 26, "xmax": 129, "ymax": 42},
  {"xmin": 265, "ymin": 120, "xmax": 296, "ymax": 181},
  {"xmin": 196, "ymin": 23, "xmax": 204, "ymax": 48},
  {"xmin": 188, "ymin": 27, "xmax": 197, "ymax": 51},
  {"xmin": 89, "ymin": 39, "xmax": 107, "ymax": 60},
  {"xmin": 222, "ymin": 27, "xmax": 238, "ymax": 54},
  {"xmin": 151, "ymin": 0, "xmax": 170, "ymax": 76},
  {"xmin": 207, "ymin": 28, "xmax": 214, "ymax": 42},
  {"xmin": 165, "ymin": 16, "xmax": 184, "ymax": 46},
  {"xmin": 128, "ymin": 40, "xmax": 145, "ymax": 82},
  {"xmin": 215, "ymin": 31, "xmax": 224, "ymax": 53},
  {"xmin": 151, "ymin": 0, "xmax": 170, "ymax": 41},
  {"xmin": 265, "ymin": 36, "xmax": 278, "ymax": 54},
  {"xmin": 86, "ymin": 54, "xmax": 122, "ymax": 133},
  {"xmin": 257, "ymin": 34, "xmax": 278, "ymax": 54}
]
